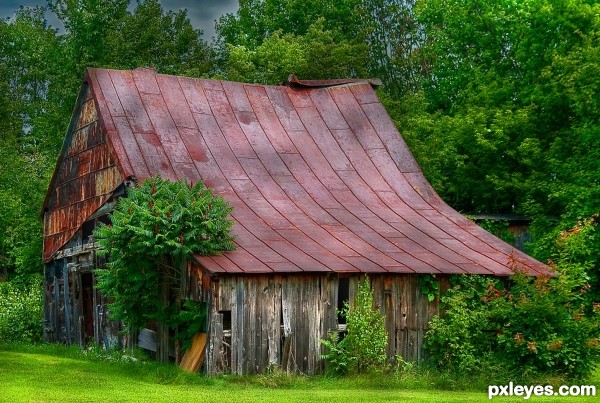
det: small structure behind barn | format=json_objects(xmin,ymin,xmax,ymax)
[{"xmin": 42, "ymin": 68, "xmax": 549, "ymax": 374}]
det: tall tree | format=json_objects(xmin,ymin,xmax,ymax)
[
  {"xmin": 223, "ymin": 19, "xmax": 369, "ymax": 84},
  {"xmin": 215, "ymin": 0, "xmax": 369, "ymax": 83},
  {"xmin": 104, "ymin": 0, "xmax": 213, "ymax": 77},
  {"xmin": 216, "ymin": 0, "xmax": 424, "ymax": 95},
  {"xmin": 356, "ymin": 0, "xmax": 422, "ymax": 96},
  {"xmin": 0, "ymin": 8, "xmax": 62, "ymax": 280},
  {"xmin": 401, "ymin": 0, "xmax": 600, "ymax": 222},
  {"xmin": 216, "ymin": 0, "xmax": 361, "ymax": 48}
]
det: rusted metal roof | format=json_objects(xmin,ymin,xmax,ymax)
[
  {"xmin": 42, "ymin": 81, "xmax": 123, "ymax": 261},
  {"xmin": 44, "ymin": 67, "xmax": 549, "ymax": 276}
]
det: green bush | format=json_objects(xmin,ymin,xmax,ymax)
[
  {"xmin": 424, "ymin": 275, "xmax": 498, "ymax": 373},
  {"xmin": 94, "ymin": 176, "xmax": 235, "ymax": 334},
  {"xmin": 425, "ymin": 218, "xmax": 600, "ymax": 379},
  {"xmin": 0, "ymin": 280, "xmax": 43, "ymax": 343},
  {"xmin": 320, "ymin": 331, "xmax": 350, "ymax": 374},
  {"xmin": 321, "ymin": 276, "xmax": 388, "ymax": 374},
  {"xmin": 494, "ymin": 272, "xmax": 600, "ymax": 378}
]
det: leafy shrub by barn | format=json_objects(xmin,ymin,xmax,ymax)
[{"xmin": 0, "ymin": 280, "xmax": 43, "ymax": 343}]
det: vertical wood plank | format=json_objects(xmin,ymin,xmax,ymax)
[
  {"xmin": 267, "ymin": 275, "xmax": 282, "ymax": 368},
  {"xmin": 207, "ymin": 310, "xmax": 223, "ymax": 376},
  {"xmin": 63, "ymin": 262, "xmax": 72, "ymax": 344},
  {"xmin": 293, "ymin": 275, "xmax": 305, "ymax": 373},
  {"xmin": 92, "ymin": 270, "xmax": 100, "ymax": 345},
  {"xmin": 319, "ymin": 274, "xmax": 338, "ymax": 373},
  {"xmin": 407, "ymin": 329, "xmax": 418, "ymax": 362},
  {"xmin": 382, "ymin": 275, "xmax": 396, "ymax": 360},
  {"xmin": 281, "ymin": 276, "xmax": 292, "ymax": 339},
  {"xmin": 407, "ymin": 275, "xmax": 418, "ymax": 330},
  {"xmin": 399, "ymin": 275, "xmax": 409, "ymax": 331},
  {"xmin": 257, "ymin": 276, "xmax": 268, "ymax": 373},
  {"xmin": 396, "ymin": 327, "xmax": 408, "ymax": 361},
  {"xmin": 232, "ymin": 277, "xmax": 244, "ymax": 374},
  {"xmin": 417, "ymin": 329, "xmax": 425, "ymax": 364},
  {"xmin": 307, "ymin": 276, "xmax": 319, "ymax": 374},
  {"xmin": 281, "ymin": 276, "xmax": 294, "ymax": 372}
]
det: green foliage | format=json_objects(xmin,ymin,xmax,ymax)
[
  {"xmin": 473, "ymin": 219, "xmax": 516, "ymax": 246},
  {"xmin": 493, "ymin": 273, "xmax": 599, "ymax": 379},
  {"xmin": 221, "ymin": 19, "xmax": 368, "ymax": 84},
  {"xmin": 344, "ymin": 277, "xmax": 388, "ymax": 372},
  {"xmin": 94, "ymin": 176, "xmax": 235, "ymax": 333},
  {"xmin": 174, "ymin": 300, "xmax": 207, "ymax": 354},
  {"xmin": 424, "ymin": 275, "xmax": 498, "ymax": 373},
  {"xmin": 216, "ymin": 0, "xmax": 361, "ymax": 49},
  {"xmin": 322, "ymin": 276, "xmax": 388, "ymax": 374},
  {"xmin": 355, "ymin": 0, "xmax": 423, "ymax": 96},
  {"xmin": 425, "ymin": 219, "xmax": 600, "ymax": 379},
  {"xmin": 408, "ymin": 0, "xmax": 600, "ymax": 222},
  {"xmin": 417, "ymin": 274, "xmax": 439, "ymax": 302},
  {"xmin": 320, "ymin": 331, "xmax": 350, "ymax": 375},
  {"xmin": 0, "ymin": 7, "xmax": 62, "ymax": 281},
  {"xmin": 0, "ymin": 281, "xmax": 43, "ymax": 343},
  {"xmin": 216, "ymin": 0, "xmax": 421, "ymax": 95},
  {"xmin": 103, "ymin": 0, "xmax": 213, "ymax": 77}
]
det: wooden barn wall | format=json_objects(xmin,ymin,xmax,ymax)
[
  {"xmin": 43, "ymin": 81, "xmax": 125, "ymax": 346},
  {"xmin": 43, "ymin": 83, "xmax": 123, "ymax": 260},
  {"xmin": 43, "ymin": 252, "xmax": 122, "ymax": 348},
  {"xmin": 199, "ymin": 272, "xmax": 449, "ymax": 376}
]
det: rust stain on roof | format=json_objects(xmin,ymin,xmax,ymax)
[{"xmin": 43, "ymin": 67, "xmax": 550, "ymax": 276}]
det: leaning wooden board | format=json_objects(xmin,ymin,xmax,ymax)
[{"xmin": 180, "ymin": 333, "xmax": 207, "ymax": 372}]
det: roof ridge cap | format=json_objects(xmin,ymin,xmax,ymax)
[{"xmin": 285, "ymin": 74, "xmax": 382, "ymax": 89}]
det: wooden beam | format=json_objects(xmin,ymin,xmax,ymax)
[{"xmin": 180, "ymin": 333, "xmax": 207, "ymax": 372}]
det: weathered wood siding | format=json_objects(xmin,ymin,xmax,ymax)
[
  {"xmin": 43, "ymin": 250, "xmax": 122, "ymax": 348},
  {"xmin": 43, "ymin": 83, "xmax": 123, "ymax": 261},
  {"xmin": 199, "ymin": 271, "xmax": 448, "ymax": 375},
  {"xmin": 370, "ymin": 274, "xmax": 449, "ymax": 362}
]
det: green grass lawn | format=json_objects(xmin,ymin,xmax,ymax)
[{"xmin": 0, "ymin": 344, "xmax": 597, "ymax": 402}]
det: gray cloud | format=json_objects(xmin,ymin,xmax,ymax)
[
  {"xmin": 160, "ymin": 0, "xmax": 238, "ymax": 40},
  {"xmin": 0, "ymin": 1, "xmax": 239, "ymax": 41}
]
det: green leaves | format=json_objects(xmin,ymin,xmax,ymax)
[
  {"xmin": 344, "ymin": 277, "xmax": 388, "ymax": 373},
  {"xmin": 94, "ymin": 176, "xmax": 235, "ymax": 333},
  {"xmin": 425, "ymin": 235, "xmax": 600, "ymax": 379},
  {"xmin": 97, "ymin": 177, "xmax": 236, "ymax": 262},
  {"xmin": 103, "ymin": 0, "xmax": 213, "ymax": 77},
  {"xmin": 418, "ymin": 274, "xmax": 439, "ymax": 302},
  {"xmin": 321, "ymin": 277, "xmax": 388, "ymax": 375},
  {"xmin": 0, "ymin": 281, "xmax": 43, "ymax": 343},
  {"xmin": 221, "ymin": 19, "xmax": 368, "ymax": 85}
]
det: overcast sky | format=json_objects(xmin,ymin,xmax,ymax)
[{"xmin": 0, "ymin": 0, "xmax": 239, "ymax": 41}]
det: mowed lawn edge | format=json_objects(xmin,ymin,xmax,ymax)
[{"xmin": 0, "ymin": 345, "xmax": 597, "ymax": 403}]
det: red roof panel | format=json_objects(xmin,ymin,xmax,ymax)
[{"xmin": 80, "ymin": 67, "xmax": 550, "ymax": 277}]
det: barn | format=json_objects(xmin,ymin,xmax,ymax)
[{"xmin": 42, "ymin": 67, "xmax": 548, "ymax": 375}]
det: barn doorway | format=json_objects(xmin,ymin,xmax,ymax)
[{"xmin": 337, "ymin": 276, "xmax": 349, "ymax": 324}]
